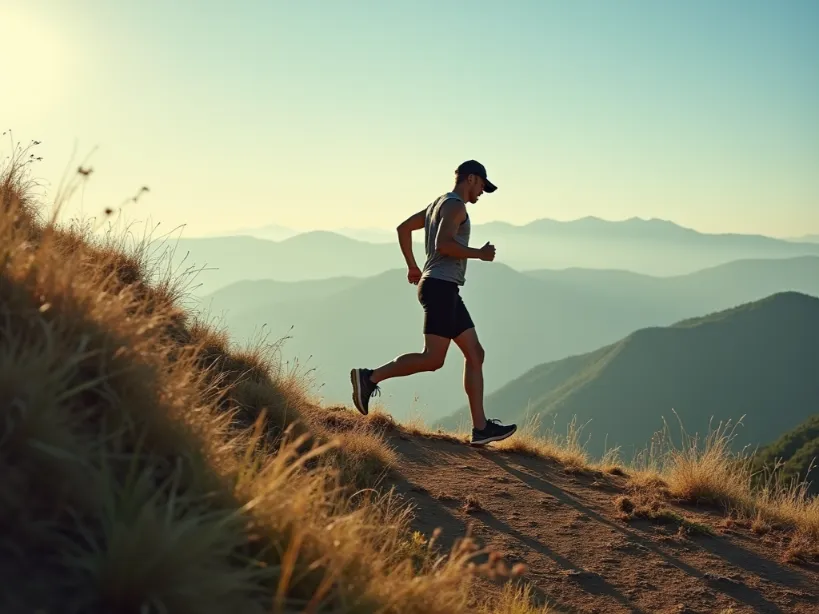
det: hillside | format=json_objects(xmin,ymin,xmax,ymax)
[
  {"xmin": 0, "ymin": 149, "xmax": 544, "ymax": 614},
  {"xmin": 4, "ymin": 149, "xmax": 818, "ymax": 614},
  {"xmin": 201, "ymin": 256, "xmax": 819, "ymax": 423},
  {"xmin": 439, "ymin": 292, "xmax": 819, "ymax": 459},
  {"xmin": 753, "ymin": 415, "xmax": 819, "ymax": 496}
]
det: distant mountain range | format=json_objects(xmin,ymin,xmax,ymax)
[
  {"xmin": 787, "ymin": 234, "xmax": 819, "ymax": 243},
  {"xmin": 162, "ymin": 216, "xmax": 819, "ymax": 296},
  {"xmin": 210, "ymin": 216, "xmax": 819, "ymax": 245},
  {"xmin": 205, "ymin": 223, "xmax": 399, "ymax": 244},
  {"xmin": 437, "ymin": 292, "xmax": 819, "ymax": 460},
  {"xmin": 196, "ymin": 256, "xmax": 819, "ymax": 427},
  {"xmin": 154, "ymin": 232, "xmax": 400, "ymax": 296}
]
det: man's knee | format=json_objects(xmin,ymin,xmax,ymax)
[
  {"xmin": 467, "ymin": 344, "xmax": 485, "ymax": 366},
  {"xmin": 454, "ymin": 328, "xmax": 484, "ymax": 365},
  {"xmin": 422, "ymin": 335, "xmax": 449, "ymax": 371},
  {"xmin": 425, "ymin": 352, "xmax": 446, "ymax": 371},
  {"xmin": 461, "ymin": 340, "xmax": 484, "ymax": 366},
  {"xmin": 419, "ymin": 345, "xmax": 446, "ymax": 371}
]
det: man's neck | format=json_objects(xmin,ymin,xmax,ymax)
[{"xmin": 452, "ymin": 185, "xmax": 467, "ymax": 202}]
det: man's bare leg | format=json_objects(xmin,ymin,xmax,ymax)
[
  {"xmin": 453, "ymin": 327, "xmax": 487, "ymax": 430},
  {"xmin": 453, "ymin": 327, "xmax": 516, "ymax": 445},
  {"xmin": 369, "ymin": 334, "xmax": 450, "ymax": 384},
  {"xmin": 350, "ymin": 335, "xmax": 449, "ymax": 415}
]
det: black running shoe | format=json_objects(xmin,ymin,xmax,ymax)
[
  {"xmin": 350, "ymin": 368, "xmax": 380, "ymax": 415},
  {"xmin": 471, "ymin": 418, "xmax": 517, "ymax": 446}
]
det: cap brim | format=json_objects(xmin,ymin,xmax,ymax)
[{"xmin": 484, "ymin": 178, "xmax": 497, "ymax": 193}]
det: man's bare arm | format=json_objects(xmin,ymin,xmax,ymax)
[
  {"xmin": 434, "ymin": 199, "xmax": 486, "ymax": 259},
  {"xmin": 396, "ymin": 209, "xmax": 426, "ymax": 269}
]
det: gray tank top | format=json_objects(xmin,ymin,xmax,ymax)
[{"xmin": 420, "ymin": 192, "xmax": 471, "ymax": 286}]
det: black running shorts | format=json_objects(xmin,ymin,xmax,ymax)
[{"xmin": 417, "ymin": 276, "xmax": 475, "ymax": 339}]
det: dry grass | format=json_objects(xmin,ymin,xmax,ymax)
[
  {"xmin": 493, "ymin": 412, "xmax": 590, "ymax": 469},
  {"xmin": 479, "ymin": 581, "xmax": 553, "ymax": 613},
  {"xmin": 590, "ymin": 412, "xmax": 817, "ymax": 556},
  {"xmin": 462, "ymin": 494, "xmax": 484, "ymax": 515},
  {"xmin": 402, "ymin": 409, "xmax": 470, "ymax": 444},
  {"xmin": 613, "ymin": 493, "xmax": 715, "ymax": 537},
  {"xmin": 629, "ymin": 414, "xmax": 819, "ymax": 549},
  {"xmin": 0, "ymin": 141, "xmax": 546, "ymax": 614}
]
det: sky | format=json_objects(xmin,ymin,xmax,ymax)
[{"xmin": 2, "ymin": 0, "xmax": 818, "ymax": 239}]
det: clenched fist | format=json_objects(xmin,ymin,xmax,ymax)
[
  {"xmin": 407, "ymin": 265, "xmax": 422, "ymax": 284},
  {"xmin": 479, "ymin": 241, "xmax": 496, "ymax": 262}
]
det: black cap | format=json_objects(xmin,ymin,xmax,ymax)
[{"xmin": 456, "ymin": 160, "xmax": 497, "ymax": 193}]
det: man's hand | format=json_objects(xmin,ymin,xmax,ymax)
[
  {"xmin": 478, "ymin": 241, "xmax": 496, "ymax": 262},
  {"xmin": 407, "ymin": 265, "xmax": 422, "ymax": 284}
]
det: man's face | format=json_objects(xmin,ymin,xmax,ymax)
[{"xmin": 466, "ymin": 175, "xmax": 486, "ymax": 204}]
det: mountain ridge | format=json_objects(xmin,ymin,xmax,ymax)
[{"xmin": 208, "ymin": 215, "xmax": 819, "ymax": 245}]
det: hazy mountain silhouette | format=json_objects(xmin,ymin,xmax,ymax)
[
  {"xmin": 160, "ymin": 232, "xmax": 402, "ymax": 295},
  {"xmin": 469, "ymin": 217, "xmax": 819, "ymax": 276},
  {"xmin": 438, "ymin": 292, "xmax": 819, "ymax": 459},
  {"xmin": 524, "ymin": 255, "xmax": 819, "ymax": 312},
  {"xmin": 207, "ymin": 223, "xmax": 401, "ymax": 244},
  {"xmin": 203, "ymin": 223, "xmax": 299, "ymax": 242},
  {"xmin": 199, "ymin": 256, "xmax": 819, "ymax": 425},
  {"xmin": 200, "ymin": 276, "xmax": 363, "ymax": 319},
  {"xmin": 788, "ymin": 234, "xmax": 819, "ymax": 243},
  {"xmin": 161, "ymin": 217, "xmax": 819, "ymax": 295}
]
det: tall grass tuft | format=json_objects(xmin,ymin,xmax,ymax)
[{"xmin": 626, "ymin": 411, "xmax": 818, "ymax": 550}]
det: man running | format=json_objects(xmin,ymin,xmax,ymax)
[{"xmin": 350, "ymin": 160, "xmax": 517, "ymax": 446}]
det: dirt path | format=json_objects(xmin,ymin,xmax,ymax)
[{"xmin": 385, "ymin": 432, "xmax": 819, "ymax": 614}]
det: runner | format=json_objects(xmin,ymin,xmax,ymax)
[{"xmin": 350, "ymin": 160, "xmax": 517, "ymax": 446}]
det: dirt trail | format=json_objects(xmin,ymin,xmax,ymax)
[{"xmin": 385, "ymin": 431, "xmax": 819, "ymax": 614}]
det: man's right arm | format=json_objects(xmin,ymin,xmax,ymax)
[{"xmin": 434, "ymin": 199, "xmax": 486, "ymax": 259}]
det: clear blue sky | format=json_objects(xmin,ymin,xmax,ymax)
[{"xmin": 3, "ymin": 0, "xmax": 818, "ymax": 238}]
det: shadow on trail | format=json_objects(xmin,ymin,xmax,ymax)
[
  {"xmin": 476, "ymin": 504, "xmax": 647, "ymax": 613},
  {"xmin": 482, "ymin": 449, "xmax": 792, "ymax": 614},
  {"xmin": 387, "ymin": 443, "xmax": 567, "ymax": 612},
  {"xmin": 389, "ymin": 436, "xmax": 649, "ymax": 612}
]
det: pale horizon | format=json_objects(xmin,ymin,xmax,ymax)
[{"xmin": 2, "ymin": 0, "xmax": 818, "ymax": 240}]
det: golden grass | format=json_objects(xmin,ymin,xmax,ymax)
[
  {"xmin": 402, "ymin": 409, "xmax": 470, "ymax": 444},
  {"xmin": 629, "ymin": 414, "xmax": 819, "ymax": 547},
  {"xmin": 613, "ymin": 493, "xmax": 715, "ymax": 537},
  {"xmin": 593, "ymin": 412, "xmax": 818, "ymax": 555},
  {"xmin": 0, "ymin": 141, "xmax": 544, "ymax": 613},
  {"xmin": 493, "ymin": 412, "xmax": 590, "ymax": 469},
  {"xmin": 480, "ymin": 581, "xmax": 553, "ymax": 613}
]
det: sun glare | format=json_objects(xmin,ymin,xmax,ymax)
[{"xmin": 0, "ymin": 10, "xmax": 68, "ymax": 114}]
